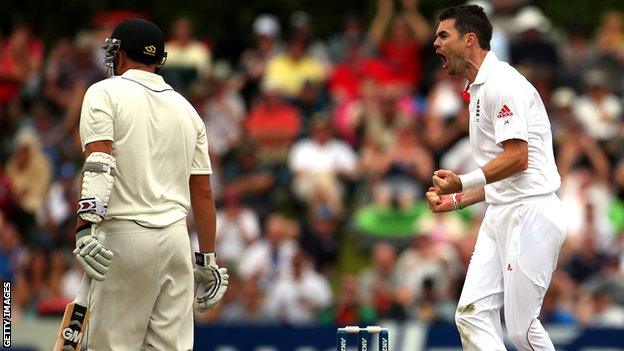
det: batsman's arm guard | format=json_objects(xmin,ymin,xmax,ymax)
[{"xmin": 77, "ymin": 152, "xmax": 116, "ymax": 223}]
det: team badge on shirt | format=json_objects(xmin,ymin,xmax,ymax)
[{"xmin": 497, "ymin": 104, "xmax": 513, "ymax": 118}]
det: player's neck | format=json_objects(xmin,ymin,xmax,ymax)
[
  {"xmin": 463, "ymin": 49, "xmax": 489, "ymax": 84},
  {"xmin": 116, "ymin": 62, "xmax": 158, "ymax": 75}
]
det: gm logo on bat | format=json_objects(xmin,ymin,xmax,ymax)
[{"xmin": 62, "ymin": 328, "xmax": 83, "ymax": 343}]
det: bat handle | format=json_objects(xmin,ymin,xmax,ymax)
[{"xmin": 74, "ymin": 275, "xmax": 92, "ymax": 306}]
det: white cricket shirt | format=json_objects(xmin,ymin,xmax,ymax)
[
  {"xmin": 79, "ymin": 69, "xmax": 212, "ymax": 227},
  {"xmin": 467, "ymin": 51, "xmax": 560, "ymax": 204}
]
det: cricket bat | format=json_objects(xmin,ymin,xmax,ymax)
[{"xmin": 53, "ymin": 276, "xmax": 91, "ymax": 351}]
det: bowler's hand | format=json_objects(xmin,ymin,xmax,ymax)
[
  {"xmin": 426, "ymin": 187, "xmax": 454, "ymax": 212},
  {"xmin": 432, "ymin": 169, "xmax": 462, "ymax": 195}
]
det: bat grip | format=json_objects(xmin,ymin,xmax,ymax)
[{"xmin": 74, "ymin": 275, "xmax": 92, "ymax": 306}]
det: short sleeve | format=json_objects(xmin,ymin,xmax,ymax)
[
  {"xmin": 191, "ymin": 123, "xmax": 213, "ymax": 174},
  {"xmin": 79, "ymin": 85, "xmax": 115, "ymax": 150},
  {"xmin": 486, "ymin": 83, "xmax": 529, "ymax": 145}
]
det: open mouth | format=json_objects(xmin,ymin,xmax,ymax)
[{"xmin": 437, "ymin": 52, "xmax": 448, "ymax": 69}]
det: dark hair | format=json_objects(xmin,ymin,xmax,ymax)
[{"xmin": 439, "ymin": 5, "xmax": 492, "ymax": 50}]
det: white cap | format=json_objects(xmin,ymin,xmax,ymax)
[
  {"xmin": 514, "ymin": 6, "xmax": 551, "ymax": 33},
  {"xmin": 253, "ymin": 14, "xmax": 280, "ymax": 37},
  {"xmin": 551, "ymin": 87, "xmax": 576, "ymax": 109}
]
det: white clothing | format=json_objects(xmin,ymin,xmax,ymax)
[
  {"xmin": 165, "ymin": 41, "xmax": 211, "ymax": 77},
  {"xmin": 458, "ymin": 51, "xmax": 567, "ymax": 351},
  {"xmin": 467, "ymin": 51, "xmax": 560, "ymax": 204},
  {"xmin": 238, "ymin": 239, "xmax": 298, "ymax": 284},
  {"xmin": 456, "ymin": 194, "xmax": 566, "ymax": 351},
  {"xmin": 87, "ymin": 219, "xmax": 194, "ymax": 351},
  {"xmin": 288, "ymin": 139, "xmax": 357, "ymax": 175},
  {"xmin": 572, "ymin": 94, "xmax": 622, "ymax": 140},
  {"xmin": 203, "ymin": 92, "xmax": 246, "ymax": 156},
  {"xmin": 440, "ymin": 136, "xmax": 479, "ymax": 174},
  {"xmin": 264, "ymin": 266, "xmax": 332, "ymax": 324},
  {"xmin": 216, "ymin": 209, "xmax": 261, "ymax": 263},
  {"xmin": 79, "ymin": 69, "xmax": 212, "ymax": 228}
]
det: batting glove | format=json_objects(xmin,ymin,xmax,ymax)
[
  {"xmin": 194, "ymin": 252, "xmax": 229, "ymax": 312},
  {"xmin": 74, "ymin": 224, "xmax": 114, "ymax": 282}
]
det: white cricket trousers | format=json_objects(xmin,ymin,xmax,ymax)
[
  {"xmin": 86, "ymin": 219, "xmax": 194, "ymax": 351},
  {"xmin": 456, "ymin": 193, "xmax": 566, "ymax": 351}
]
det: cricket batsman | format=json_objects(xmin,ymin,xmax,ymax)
[
  {"xmin": 426, "ymin": 5, "xmax": 566, "ymax": 350},
  {"xmin": 73, "ymin": 18, "xmax": 228, "ymax": 350}
]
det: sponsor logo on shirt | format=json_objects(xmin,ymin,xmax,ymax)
[{"xmin": 497, "ymin": 104, "xmax": 513, "ymax": 118}]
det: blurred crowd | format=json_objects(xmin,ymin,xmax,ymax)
[{"xmin": 2, "ymin": 0, "xmax": 624, "ymax": 329}]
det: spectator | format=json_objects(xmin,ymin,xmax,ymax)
[
  {"xmin": 203, "ymin": 60, "xmax": 246, "ymax": 157},
  {"xmin": 328, "ymin": 274, "xmax": 377, "ymax": 327},
  {"xmin": 466, "ymin": 0, "xmax": 510, "ymax": 62},
  {"xmin": 239, "ymin": 14, "xmax": 283, "ymax": 107},
  {"xmin": 43, "ymin": 35, "xmax": 106, "ymax": 112},
  {"xmin": 40, "ymin": 162, "xmax": 78, "ymax": 247},
  {"xmin": 368, "ymin": 0, "xmax": 431, "ymax": 90},
  {"xmin": 6, "ymin": 127, "xmax": 52, "ymax": 242},
  {"xmin": 422, "ymin": 70, "xmax": 469, "ymax": 157},
  {"xmin": 560, "ymin": 173, "xmax": 615, "ymax": 249},
  {"xmin": 0, "ymin": 23, "xmax": 44, "ymax": 105},
  {"xmin": 222, "ymin": 143, "xmax": 277, "ymax": 220},
  {"xmin": 359, "ymin": 242, "xmax": 404, "ymax": 319},
  {"xmin": 375, "ymin": 126, "xmax": 432, "ymax": 208},
  {"xmin": 328, "ymin": 38, "xmax": 394, "ymax": 102},
  {"xmin": 565, "ymin": 229, "xmax": 608, "ymax": 284},
  {"xmin": 0, "ymin": 160, "xmax": 15, "ymax": 219},
  {"xmin": 264, "ymin": 249, "xmax": 332, "ymax": 324},
  {"xmin": 595, "ymin": 11, "xmax": 624, "ymax": 63},
  {"xmin": 395, "ymin": 233, "xmax": 453, "ymax": 316},
  {"xmin": 361, "ymin": 87, "xmax": 414, "ymax": 150},
  {"xmin": 0, "ymin": 217, "xmax": 26, "ymax": 283},
  {"xmin": 164, "ymin": 17, "xmax": 212, "ymax": 91},
  {"xmin": 572, "ymin": 69, "xmax": 623, "ymax": 157},
  {"xmin": 584, "ymin": 254, "xmax": 624, "ymax": 306},
  {"xmin": 263, "ymin": 32, "xmax": 325, "ymax": 100},
  {"xmin": 246, "ymin": 83, "xmax": 301, "ymax": 164},
  {"xmin": 540, "ymin": 272, "xmax": 578, "ymax": 325},
  {"xmin": 215, "ymin": 187, "xmax": 261, "ymax": 268},
  {"xmin": 288, "ymin": 115, "xmax": 357, "ymax": 216},
  {"xmin": 558, "ymin": 23, "xmax": 594, "ymax": 89},
  {"xmin": 220, "ymin": 275, "xmax": 275, "ymax": 324},
  {"xmin": 510, "ymin": 6, "xmax": 559, "ymax": 71},
  {"xmin": 300, "ymin": 203, "xmax": 340, "ymax": 275},
  {"xmin": 238, "ymin": 213, "xmax": 299, "ymax": 288},
  {"xmin": 583, "ymin": 11, "xmax": 624, "ymax": 95},
  {"xmin": 589, "ymin": 287, "xmax": 624, "ymax": 327},
  {"xmin": 288, "ymin": 11, "xmax": 332, "ymax": 73},
  {"xmin": 328, "ymin": 14, "xmax": 376, "ymax": 64}
]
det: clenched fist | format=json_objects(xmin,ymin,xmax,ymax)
[
  {"xmin": 432, "ymin": 169, "xmax": 462, "ymax": 195},
  {"xmin": 425, "ymin": 187, "xmax": 454, "ymax": 213}
]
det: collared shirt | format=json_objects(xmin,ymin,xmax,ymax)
[
  {"xmin": 79, "ymin": 69, "xmax": 212, "ymax": 227},
  {"xmin": 467, "ymin": 51, "xmax": 560, "ymax": 204}
]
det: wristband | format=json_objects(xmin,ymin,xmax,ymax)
[
  {"xmin": 195, "ymin": 252, "xmax": 217, "ymax": 267},
  {"xmin": 458, "ymin": 168, "xmax": 486, "ymax": 191},
  {"xmin": 451, "ymin": 193, "xmax": 463, "ymax": 211}
]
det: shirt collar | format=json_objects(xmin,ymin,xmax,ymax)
[
  {"xmin": 472, "ymin": 50, "xmax": 498, "ymax": 86},
  {"xmin": 120, "ymin": 69, "xmax": 173, "ymax": 92}
]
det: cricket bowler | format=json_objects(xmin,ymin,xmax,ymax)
[
  {"xmin": 426, "ymin": 5, "xmax": 567, "ymax": 350},
  {"xmin": 73, "ymin": 18, "xmax": 228, "ymax": 350}
]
